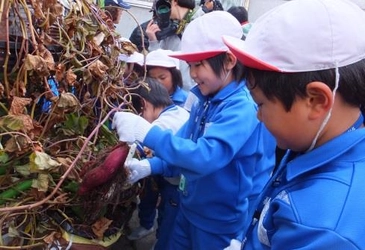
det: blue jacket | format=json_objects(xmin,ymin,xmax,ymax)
[
  {"xmin": 244, "ymin": 127, "xmax": 365, "ymax": 249},
  {"xmin": 171, "ymin": 86, "xmax": 188, "ymax": 107},
  {"xmin": 144, "ymin": 80, "xmax": 275, "ymax": 235}
]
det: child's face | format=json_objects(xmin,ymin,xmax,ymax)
[
  {"xmin": 249, "ymin": 86, "xmax": 314, "ymax": 152},
  {"xmin": 148, "ymin": 67, "xmax": 174, "ymax": 94},
  {"xmin": 141, "ymin": 99, "xmax": 158, "ymax": 123},
  {"xmin": 188, "ymin": 60, "xmax": 229, "ymax": 96}
]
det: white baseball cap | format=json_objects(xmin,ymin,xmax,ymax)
[
  {"xmin": 223, "ymin": 0, "xmax": 365, "ymax": 72},
  {"xmin": 118, "ymin": 51, "xmax": 145, "ymax": 66},
  {"xmin": 170, "ymin": 11, "xmax": 243, "ymax": 62},
  {"xmin": 146, "ymin": 49, "xmax": 180, "ymax": 69}
]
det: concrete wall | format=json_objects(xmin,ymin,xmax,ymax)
[{"xmin": 115, "ymin": 0, "xmax": 153, "ymax": 39}]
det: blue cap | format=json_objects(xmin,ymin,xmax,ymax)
[{"xmin": 105, "ymin": 0, "xmax": 131, "ymax": 9}]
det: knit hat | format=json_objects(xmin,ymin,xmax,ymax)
[
  {"xmin": 223, "ymin": 0, "xmax": 365, "ymax": 72},
  {"xmin": 170, "ymin": 11, "xmax": 243, "ymax": 62},
  {"xmin": 146, "ymin": 49, "xmax": 180, "ymax": 69}
]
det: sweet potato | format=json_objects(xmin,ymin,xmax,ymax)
[{"xmin": 78, "ymin": 143, "xmax": 130, "ymax": 195}]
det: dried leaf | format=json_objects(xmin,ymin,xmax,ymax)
[
  {"xmin": 38, "ymin": 44, "xmax": 55, "ymax": 71},
  {"xmin": 29, "ymin": 0, "xmax": 46, "ymax": 19},
  {"xmin": 55, "ymin": 93, "xmax": 80, "ymax": 111},
  {"xmin": 0, "ymin": 114, "xmax": 35, "ymax": 135},
  {"xmin": 43, "ymin": 231, "xmax": 59, "ymax": 245},
  {"xmin": 14, "ymin": 163, "xmax": 31, "ymax": 177},
  {"xmin": 88, "ymin": 60, "xmax": 108, "ymax": 78},
  {"xmin": 55, "ymin": 64, "xmax": 66, "ymax": 82},
  {"xmin": 65, "ymin": 69, "xmax": 77, "ymax": 86},
  {"xmin": 29, "ymin": 151, "xmax": 61, "ymax": 172},
  {"xmin": 91, "ymin": 217, "xmax": 113, "ymax": 239},
  {"xmin": 120, "ymin": 40, "xmax": 138, "ymax": 55},
  {"xmin": 9, "ymin": 81, "xmax": 27, "ymax": 97},
  {"xmin": 9, "ymin": 97, "xmax": 32, "ymax": 115},
  {"xmin": 0, "ymin": 115, "xmax": 24, "ymax": 131},
  {"xmin": 24, "ymin": 54, "xmax": 50, "ymax": 77},
  {"xmin": 31, "ymin": 173, "xmax": 50, "ymax": 192},
  {"xmin": 4, "ymin": 136, "xmax": 32, "ymax": 154},
  {"xmin": 8, "ymin": 221, "xmax": 20, "ymax": 237},
  {"xmin": 93, "ymin": 32, "xmax": 106, "ymax": 46}
]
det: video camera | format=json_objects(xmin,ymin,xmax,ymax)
[{"xmin": 153, "ymin": 0, "xmax": 178, "ymax": 40}]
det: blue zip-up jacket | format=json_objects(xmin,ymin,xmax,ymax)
[
  {"xmin": 143, "ymin": 80, "xmax": 276, "ymax": 235},
  {"xmin": 171, "ymin": 86, "xmax": 188, "ymax": 107},
  {"xmin": 243, "ymin": 127, "xmax": 365, "ymax": 249}
]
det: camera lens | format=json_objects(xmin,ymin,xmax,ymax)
[{"xmin": 157, "ymin": 5, "xmax": 170, "ymax": 14}]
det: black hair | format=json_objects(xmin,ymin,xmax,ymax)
[
  {"xmin": 246, "ymin": 59, "xmax": 365, "ymax": 112},
  {"xmin": 205, "ymin": 52, "xmax": 245, "ymax": 82},
  {"xmin": 175, "ymin": 0, "xmax": 195, "ymax": 10},
  {"xmin": 147, "ymin": 66, "xmax": 183, "ymax": 92},
  {"xmin": 227, "ymin": 6, "xmax": 249, "ymax": 24},
  {"xmin": 130, "ymin": 77, "xmax": 173, "ymax": 113}
]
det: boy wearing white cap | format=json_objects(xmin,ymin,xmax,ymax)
[
  {"xmin": 223, "ymin": 0, "xmax": 365, "ymax": 249},
  {"xmin": 112, "ymin": 11, "xmax": 275, "ymax": 249}
]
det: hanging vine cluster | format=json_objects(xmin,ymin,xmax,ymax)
[{"xmin": 0, "ymin": 0, "xmax": 143, "ymax": 248}]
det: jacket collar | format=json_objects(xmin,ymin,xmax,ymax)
[{"xmin": 285, "ymin": 128, "xmax": 365, "ymax": 181}]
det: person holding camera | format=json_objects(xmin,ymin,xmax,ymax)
[{"xmin": 145, "ymin": 0, "xmax": 217, "ymax": 92}]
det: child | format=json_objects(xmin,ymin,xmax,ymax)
[
  {"xmin": 127, "ymin": 48, "xmax": 188, "ymax": 244},
  {"xmin": 128, "ymin": 77, "xmax": 189, "ymax": 249},
  {"xmin": 113, "ymin": 11, "xmax": 275, "ymax": 249},
  {"xmin": 223, "ymin": 0, "xmax": 365, "ymax": 249},
  {"xmin": 145, "ymin": 49, "xmax": 188, "ymax": 107}
]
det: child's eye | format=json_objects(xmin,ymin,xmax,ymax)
[{"xmin": 188, "ymin": 62, "xmax": 202, "ymax": 67}]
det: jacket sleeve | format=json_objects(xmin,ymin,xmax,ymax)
[{"xmin": 143, "ymin": 97, "xmax": 259, "ymax": 179}]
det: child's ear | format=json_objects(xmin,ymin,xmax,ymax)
[
  {"xmin": 306, "ymin": 81, "xmax": 333, "ymax": 120},
  {"xmin": 225, "ymin": 51, "xmax": 237, "ymax": 70}
]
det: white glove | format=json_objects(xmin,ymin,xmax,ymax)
[
  {"xmin": 224, "ymin": 239, "xmax": 242, "ymax": 250},
  {"xmin": 125, "ymin": 158, "xmax": 151, "ymax": 184},
  {"xmin": 112, "ymin": 112, "xmax": 152, "ymax": 143}
]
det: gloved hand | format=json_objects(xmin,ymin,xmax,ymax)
[
  {"xmin": 125, "ymin": 158, "xmax": 152, "ymax": 184},
  {"xmin": 224, "ymin": 239, "xmax": 242, "ymax": 250},
  {"xmin": 112, "ymin": 112, "xmax": 152, "ymax": 143}
]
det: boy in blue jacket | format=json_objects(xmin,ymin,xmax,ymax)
[
  {"xmin": 223, "ymin": 0, "xmax": 365, "ymax": 249},
  {"xmin": 113, "ymin": 11, "xmax": 275, "ymax": 249}
]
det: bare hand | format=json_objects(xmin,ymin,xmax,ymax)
[{"xmin": 146, "ymin": 19, "xmax": 161, "ymax": 41}]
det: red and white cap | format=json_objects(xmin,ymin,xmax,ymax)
[
  {"xmin": 223, "ymin": 0, "xmax": 365, "ymax": 72},
  {"xmin": 170, "ymin": 11, "xmax": 243, "ymax": 62}
]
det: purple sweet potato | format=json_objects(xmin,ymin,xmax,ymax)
[{"xmin": 78, "ymin": 143, "xmax": 130, "ymax": 195}]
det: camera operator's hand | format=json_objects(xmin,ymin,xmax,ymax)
[
  {"xmin": 201, "ymin": 0, "xmax": 223, "ymax": 13},
  {"xmin": 146, "ymin": 19, "xmax": 161, "ymax": 42},
  {"xmin": 203, "ymin": 0, "xmax": 214, "ymax": 12}
]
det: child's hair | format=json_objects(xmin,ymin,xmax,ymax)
[
  {"xmin": 246, "ymin": 58, "xmax": 365, "ymax": 112},
  {"xmin": 227, "ymin": 6, "xmax": 249, "ymax": 24},
  {"xmin": 205, "ymin": 52, "xmax": 245, "ymax": 82},
  {"xmin": 147, "ymin": 66, "xmax": 183, "ymax": 91},
  {"xmin": 130, "ymin": 77, "xmax": 173, "ymax": 113}
]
